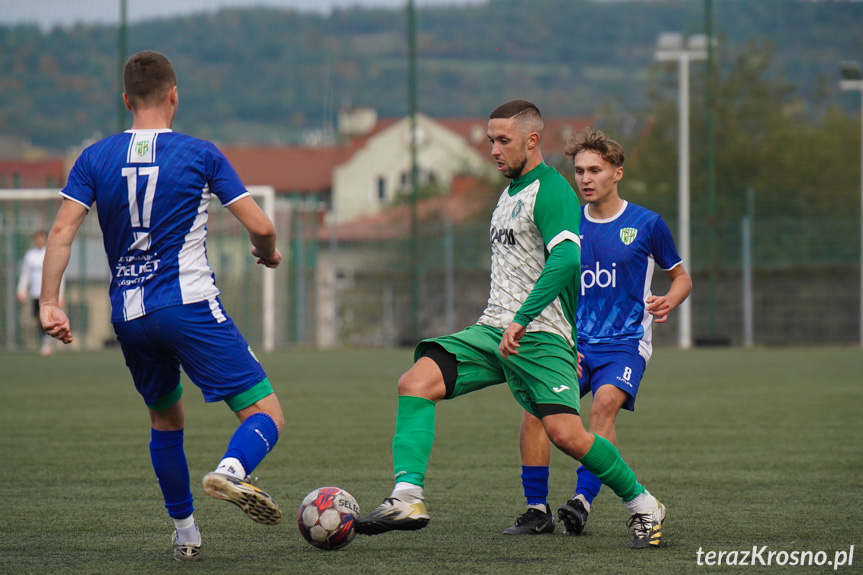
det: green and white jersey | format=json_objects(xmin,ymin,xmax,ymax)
[{"xmin": 477, "ymin": 163, "xmax": 581, "ymax": 346}]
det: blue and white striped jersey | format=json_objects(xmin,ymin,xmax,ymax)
[
  {"xmin": 61, "ymin": 129, "xmax": 249, "ymax": 322},
  {"xmin": 577, "ymin": 201, "xmax": 682, "ymax": 361}
]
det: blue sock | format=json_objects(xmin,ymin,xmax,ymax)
[
  {"xmin": 521, "ymin": 465, "xmax": 549, "ymax": 507},
  {"xmin": 575, "ymin": 465, "xmax": 603, "ymax": 505},
  {"xmin": 150, "ymin": 428, "xmax": 194, "ymax": 520},
  {"xmin": 222, "ymin": 413, "xmax": 279, "ymax": 476}
]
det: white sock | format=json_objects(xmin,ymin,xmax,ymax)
[
  {"xmin": 214, "ymin": 457, "xmax": 245, "ymax": 480},
  {"xmin": 173, "ymin": 515, "xmax": 201, "ymax": 545},
  {"xmin": 624, "ymin": 490, "xmax": 655, "ymax": 515},
  {"xmin": 574, "ymin": 493, "xmax": 591, "ymax": 513},
  {"xmin": 527, "ymin": 503, "xmax": 547, "ymax": 513},
  {"xmin": 392, "ymin": 482, "xmax": 424, "ymax": 501}
]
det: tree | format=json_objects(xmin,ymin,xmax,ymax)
[{"xmin": 628, "ymin": 40, "xmax": 860, "ymax": 232}]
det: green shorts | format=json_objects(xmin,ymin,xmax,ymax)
[{"xmin": 415, "ymin": 324, "xmax": 580, "ymax": 417}]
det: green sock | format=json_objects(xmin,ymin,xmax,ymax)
[
  {"xmin": 579, "ymin": 434, "xmax": 645, "ymax": 502},
  {"xmin": 392, "ymin": 395, "xmax": 436, "ymax": 488}
]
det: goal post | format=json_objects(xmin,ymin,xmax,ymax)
[
  {"xmin": 247, "ymin": 185, "xmax": 277, "ymax": 351},
  {"xmin": 0, "ymin": 186, "xmax": 277, "ymax": 352}
]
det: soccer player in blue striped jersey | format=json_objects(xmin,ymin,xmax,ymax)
[
  {"xmin": 507, "ymin": 128, "xmax": 691, "ymax": 548},
  {"xmin": 40, "ymin": 51, "xmax": 285, "ymax": 561}
]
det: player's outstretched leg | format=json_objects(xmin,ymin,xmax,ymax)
[
  {"xmin": 202, "ymin": 472, "xmax": 282, "ymax": 525},
  {"xmin": 503, "ymin": 505, "xmax": 555, "ymax": 535},
  {"xmin": 357, "ymin": 393, "xmax": 436, "ymax": 536},
  {"xmin": 203, "ymin": 409, "xmax": 283, "ymax": 524},
  {"xmin": 356, "ymin": 493, "xmax": 430, "ymax": 535}
]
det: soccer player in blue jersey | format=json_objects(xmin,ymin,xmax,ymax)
[
  {"xmin": 356, "ymin": 102, "xmax": 667, "ymax": 548},
  {"xmin": 40, "ymin": 51, "xmax": 285, "ymax": 561},
  {"xmin": 505, "ymin": 128, "xmax": 691, "ymax": 548}
]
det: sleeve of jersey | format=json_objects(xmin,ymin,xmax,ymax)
[
  {"xmin": 59, "ymin": 153, "xmax": 96, "ymax": 210},
  {"xmin": 513, "ymin": 178, "xmax": 582, "ymax": 327},
  {"xmin": 207, "ymin": 144, "xmax": 251, "ymax": 207},
  {"xmin": 513, "ymin": 240, "xmax": 581, "ymax": 327},
  {"xmin": 533, "ymin": 173, "xmax": 581, "ymax": 251},
  {"xmin": 650, "ymin": 216, "xmax": 683, "ymax": 270}
]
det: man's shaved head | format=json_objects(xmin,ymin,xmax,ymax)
[{"xmin": 489, "ymin": 99, "xmax": 544, "ymax": 137}]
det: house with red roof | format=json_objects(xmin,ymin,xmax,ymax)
[{"xmin": 222, "ymin": 107, "xmax": 591, "ymax": 227}]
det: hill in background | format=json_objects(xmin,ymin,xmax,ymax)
[{"xmin": 0, "ymin": 0, "xmax": 860, "ymax": 149}]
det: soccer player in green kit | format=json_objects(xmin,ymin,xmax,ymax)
[{"xmin": 356, "ymin": 100, "xmax": 666, "ymax": 548}]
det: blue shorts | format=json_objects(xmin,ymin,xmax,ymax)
[
  {"xmin": 113, "ymin": 298, "xmax": 269, "ymax": 411},
  {"xmin": 577, "ymin": 340, "xmax": 646, "ymax": 412}
]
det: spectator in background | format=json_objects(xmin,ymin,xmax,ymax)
[{"xmin": 17, "ymin": 230, "xmax": 63, "ymax": 356}]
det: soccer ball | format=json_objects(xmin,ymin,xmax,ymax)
[{"xmin": 297, "ymin": 487, "xmax": 360, "ymax": 550}]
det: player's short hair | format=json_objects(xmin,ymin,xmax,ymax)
[
  {"xmin": 564, "ymin": 127, "xmax": 625, "ymax": 167},
  {"xmin": 123, "ymin": 50, "xmax": 177, "ymax": 110},
  {"xmin": 489, "ymin": 100, "xmax": 544, "ymax": 135}
]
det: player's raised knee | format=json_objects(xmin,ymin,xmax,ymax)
[{"xmin": 397, "ymin": 359, "xmax": 446, "ymax": 401}]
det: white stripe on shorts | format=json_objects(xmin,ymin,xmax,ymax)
[{"xmin": 208, "ymin": 298, "xmax": 227, "ymax": 324}]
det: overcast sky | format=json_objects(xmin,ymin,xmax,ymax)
[{"xmin": 0, "ymin": 0, "xmax": 486, "ymax": 28}]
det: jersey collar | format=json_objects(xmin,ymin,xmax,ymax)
[
  {"xmin": 584, "ymin": 200, "xmax": 628, "ymax": 223},
  {"xmin": 508, "ymin": 162, "xmax": 548, "ymax": 196}
]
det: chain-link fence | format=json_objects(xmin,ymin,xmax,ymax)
[{"xmin": 2, "ymin": 189, "xmax": 860, "ymax": 351}]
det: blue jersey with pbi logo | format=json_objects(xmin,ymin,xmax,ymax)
[
  {"xmin": 61, "ymin": 129, "xmax": 250, "ymax": 323},
  {"xmin": 577, "ymin": 201, "xmax": 682, "ymax": 361}
]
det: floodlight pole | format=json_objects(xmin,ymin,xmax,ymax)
[
  {"xmin": 408, "ymin": 0, "xmax": 420, "ymax": 341},
  {"xmin": 704, "ymin": 0, "xmax": 718, "ymax": 338},
  {"xmin": 118, "ymin": 0, "xmax": 127, "ymax": 132},
  {"xmin": 656, "ymin": 34, "xmax": 707, "ymax": 349},
  {"xmin": 676, "ymin": 53, "xmax": 693, "ymax": 350},
  {"xmin": 840, "ymin": 75, "xmax": 863, "ymax": 347}
]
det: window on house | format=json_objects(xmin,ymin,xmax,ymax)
[{"xmin": 377, "ymin": 176, "xmax": 386, "ymax": 201}]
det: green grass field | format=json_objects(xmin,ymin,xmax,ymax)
[{"xmin": 1, "ymin": 347, "xmax": 861, "ymax": 574}]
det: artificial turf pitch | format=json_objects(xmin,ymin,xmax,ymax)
[{"xmin": 1, "ymin": 347, "xmax": 860, "ymax": 574}]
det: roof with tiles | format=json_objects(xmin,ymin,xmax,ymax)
[
  {"xmin": 317, "ymin": 173, "xmax": 494, "ymax": 243},
  {"xmin": 221, "ymin": 115, "xmax": 590, "ymax": 196}
]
